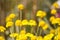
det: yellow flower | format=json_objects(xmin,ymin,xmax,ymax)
[
  {"xmin": 54, "ymin": 35, "xmax": 58, "ymax": 40},
  {"xmin": 50, "ymin": 29, "xmax": 55, "ymax": 34},
  {"xmin": 15, "ymin": 20, "xmax": 22, "ymax": 26},
  {"xmin": 42, "ymin": 24, "xmax": 48, "ymax": 30},
  {"xmin": 56, "ymin": 27, "xmax": 60, "ymax": 33},
  {"xmin": 10, "ymin": 33, "xmax": 18, "ymax": 38},
  {"xmin": 38, "ymin": 20, "xmax": 45, "ymax": 27},
  {"xmin": 16, "ymin": 34, "xmax": 27, "ymax": 40},
  {"xmin": 37, "ymin": 36, "xmax": 43, "ymax": 40},
  {"xmin": 53, "ymin": 2, "xmax": 59, "ymax": 8},
  {"xmin": 31, "ymin": 35, "xmax": 37, "ymax": 40},
  {"xmin": 49, "ymin": 16, "xmax": 55, "ymax": 22},
  {"xmin": 26, "ymin": 33, "xmax": 33, "ymax": 37},
  {"xmin": 20, "ymin": 30, "xmax": 26, "ymax": 35},
  {"xmin": 50, "ymin": 16, "xmax": 57, "ymax": 24},
  {"xmin": 36, "ymin": 10, "xmax": 46, "ymax": 18},
  {"xmin": 17, "ymin": 4, "xmax": 24, "ymax": 10},
  {"xmin": 6, "ymin": 21, "xmax": 14, "ymax": 28},
  {"xmin": 51, "ymin": 19, "xmax": 57, "ymax": 24},
  {"xmin": 9, "ymin": 13, "xmax": 16, "ymax": 19},
  {"xmin": 6, "ymin": 17, "xmax": 12, "ymax": 22},
  {"xmin": 0, "ymin": 26, "xmax": 6, "ymax": 32},
  {"xmin": 43, "ymin": 33, "xmax": 54, "ymax": 40},
  {"xmin": 0, "ymin": 36, "xmax": 5, "ymax": 40},
  {"xmin": 29, "ymin": 20, "xmax": 37, "ymax": 26},
  {"xmin": 22, "ymin": 19, "xmax": 28, "ymax": 25},
  {"xmin": 51, "ymin": 9, "xmax": 57, "ymax": 15},
  {"xmin": 57, "ymin": 33, "xmax": 60, "ymax": 40},
  {"xmin": 56, "ymin": 18, "xmax": 60, "ymax": 25}
]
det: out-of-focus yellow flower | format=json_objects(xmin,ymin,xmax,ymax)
[
  {"xmin": 31, "ymin": 35, "xmax": 37, "ymax": 40},
  {"xmin": 51, "ymin": 9, "xmax": 57, "ymax": 15},
  {"xmin": 10, "ymin": 33, "xmax": 18, "ymax": 38},
  {"xmin": 53, "ymin": 2, "xmax": 59, "ymax": 8},
  {"xmin": 36, "ymin": 10, "xmax": 46, "ymax": 18},
  {"xmin": 20, "ymin": 30, "xmax": 26, "ymax": 35},
  {"xmin": 42, "ymin": 24, "xmax": 48, "ymax": 30},
  {"xmin": 26, "ymin": 33, "xmax": 33, "ymax": 37},
  {"xmin": 54, "ymin": 35, "xmax": 58, "ymax": 40},
  {"xmin": 56, "ymin": 18, "xmax": 60, "ymax": 25},
  {"xmin": 0, "ymin": 26, "xmax": 6, "ymax": 32},
  {"xmin": 0, "ymin": 36, "xmax": 5, "ymax": 40},
  {"xmin": 38, "ymin": 20, "xmax": 48, "ymax": 30},
  {"xmin": 6, "ymin": 21, "xmax": 14, "ymax": 28},
  {"xmin": 37, "ymin": 36, "xmax": 43, "ymax": 40},
  {"xmin": 49, "ymin": 16, "xmax": 55, "ymax": 22},
  {"xmin": 17, "ymin": 4, "xmax": 24, "ymax": 10},
  {"xmin": 58, "ymin": 33, "xmax": 60, "ymax": 40},
  {"xmin": 56, "ymin": 27, "xmax": 60, "ymax": 33},
  {"xmin": 38, "ymin": 20, "xmax": 45, "ymax": 27},
  {"xmin": 29, "ymin": 20, "xmax": 37, "ymax": 26},
  {"xmin": 6, "ymin": 17, "xmax": 12, "ymax": 22},
  {"xmin": 43, "ymin": 33, "xmax": 54, "ymax": 40},
  {"xmin": 22, "ymin": 19, "xmax": 28, "ymax": 25},
  {"xmin": 15, "ymin": 20, "xmax": 22, "ymax": 26},
  {"xmin": 9, "ymin": 13, "xmax": 16, "ymax": 19},
  {"xmin": 50, "ymin": 29, "xmax": 55, "ymax": 34},
  {"xmin": 50, "ymin": 16, "xmax": 57, "ymax": 24},
  {"xmin": 54, "ymin": 32, "xmax": 60, "ymax": 40},
  {"xmin": 16, "ymin": 34, "xmax": 27, "ymax": 40}
]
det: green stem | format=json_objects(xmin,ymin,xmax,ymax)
[
  {"xmin": 36, "ymin": 27, "xmax": 39, "ymax": 36},
  {"xmin": 10, "ymin": 26, "xmax": 15, "ymax": 40},
  {"xmin": 15, "ymin": 26, "xmax": 20, "ymax": 33},
  {"xmin": 31, "ymin": 26, "xmax": 34, "ymax": 33},
  {"xmin": 44, "ymin": 17, "xmax": 53, "ymax": 30}
]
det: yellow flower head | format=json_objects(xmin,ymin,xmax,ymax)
[
  {"xmin": 10, "ymin": 33, "xmax": 18, "ymax": 38},
  {"xmin": 37, "ymin": 36, "xmax": 43, "ymax": 40},
  {"xmin": 26, "ymin": 33, "xmax": 33, "ymax": 37},
  {"xmin": 51, "ymin": 9, "xmax": 57, "ymax": 15},
  {"xmin": 15, "ymin": 20, "xmax": 22, "ymax": 26},
  {"xmin": 31, "ymin": 35, "xmax": 37, "ymax": 40},
  {"xmin": 38, "ymin": 20, "xmax": 46, "ymax": 27},
  {"xmin": 49, "ymin": 16, "xmax": 58, "ymax": 24},
  {"xmin": 56, "ymin": 18, "xmax": 60, "ymax": 25},
  {"xmin": 49, "ymin": 16, "xmax": 55, "ymax": 22},
  {"xmin": 20, "ymin": 30, "xmax": 26, "ymax": 35},
  {"xmin": 16, "ymin": 34, "xmax": 27, "ymax": 40},
  {"xmin": 36, "ymin": 10, "xmax": 46, "ymax": 18},
  {"xmin": 42, "ymin": 24, "xmax": 48, "ymax": 30},
  {"xmin": 0, "ymin": 36, "xmax": 5, "ymax": 40},
  {"xmin": 53, "ymin": 2, "xmax": 59, "ymax": 8},
  {"xmin": 50, "ymin": 29, "xmax": 55, "ymax": 34},
  {"xmin": 28, "ymin": 20, "xmax": 37, "ymax": 26},
  {"xmin": 43, "ymin": 33, "xmax": 54, "ymax": 40},
  {"xmin": 6, "ymin": 21, "xmax": 14, "ymax": 28},
  {"xmin": 22, "ymin": 19, "xmax": 28, "ymax": 25},
  {"xmin": 54, "ymin": 35, "xmax": 58, "ymax": 40},
  {"xmin": 6, "ymin": 17, "xmax": 12, "ymax": 22},
  {"xmin": 0, "ymin": 26, "xmax": 6, "ymax": 32},
  {"xmin": 9, "ymin": 13, "xmax": 16, "ymax": 19},
  {"xmin": 17, "ymin": 4, "xmax": 24, "ymax": 10},
  {"xmin": 56, "ymin": 27, "xmax": 60, "ymax": 33}
]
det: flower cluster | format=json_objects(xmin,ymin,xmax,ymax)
[{"xmin": 0, "ymin": 2, "xmax": 60, "ymax": 40}]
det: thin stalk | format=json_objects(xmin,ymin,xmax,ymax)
[
  {"xmin": 36, "ymin": 18, "xmax": 41, "ymax": 36},
  {"xmin": 36, "ymin": 27, "xmax": 39, "ymax": 36},
  {"xmin": 44, "ymin": 17, "xmax": 53, "ymax": 29},
  {"xmin": 10, "ymin": 26, "xmax": 14, "ymax": 40},
  {"xmin": 31, "ymin": 26, "xmax": 34, "ymax": 33}
]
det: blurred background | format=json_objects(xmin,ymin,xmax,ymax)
[{"xmin": 0, "ymin": 0, "xmax": 57, "ymax": 26}]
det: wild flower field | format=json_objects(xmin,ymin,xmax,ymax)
[{"xmin": 0, "ymin": 0, "xmax": 60, "ymax": 40}]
